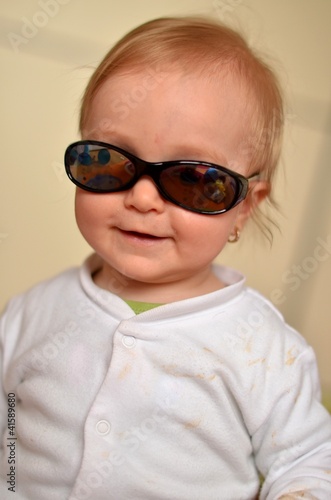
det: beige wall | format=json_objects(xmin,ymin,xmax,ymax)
[{"xmin": 1, "ymin": 0, "xmax": 330, "ymax": 389}]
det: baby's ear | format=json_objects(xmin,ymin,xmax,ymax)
[{"xmin": 236, "ymin": 180, "xmax": 270, "ymax": 230}]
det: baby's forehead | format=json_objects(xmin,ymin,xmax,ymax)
[
  {"xmin": 93, "ymin": 62, "xmax": 251, "ymax": 115},
  {"xmin": 85, "ymin": 65, "xmax": 255, "ymax": 137},
  {"xmin": 84, "ymin": 65, "xmax": 256, "ymax": 172},
  {"xmin": 101, "ymin": 63, "xmax": 254, "ymax": 128},
  {"xmin": 98, "ymin": 59, "xmax": 252, "ymax": 106}
]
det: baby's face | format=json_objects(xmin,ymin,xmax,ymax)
[{"xmin": 75, "ymin": 67, "xmax": 254, "ymax": 300}]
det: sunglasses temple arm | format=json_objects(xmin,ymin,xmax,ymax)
[{"xmin": 247, "ymin": 172, "xmax": 261, "ymax": 182}]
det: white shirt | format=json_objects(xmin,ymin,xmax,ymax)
[{"xmin": 1, "ymin": 254, "xmax": 331, "ymax": 500}]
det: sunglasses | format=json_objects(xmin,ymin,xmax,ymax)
[{"xmin": 64, "ymin": 140, "xmax": 259, "ymax": 215}]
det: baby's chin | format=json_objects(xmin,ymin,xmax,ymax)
[{"xmin": 92, "ymin": 256, "xmax": 223, "ymax": 304}]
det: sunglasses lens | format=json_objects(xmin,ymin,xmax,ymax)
[
  {"xmin": 65, "ymin": 143, "xmax": 245, "ymax": 214},
  {"xmin": 66, "ymin": 144, "xmax": 135, "ymax": 191},
  {"xmin": 160, "ymin": 165, "xmax": 239, "ymax": 212}
]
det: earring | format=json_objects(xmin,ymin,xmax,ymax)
[{"xmin": 228, "ymin": 227, "xmax": 240, "ymax": 243}]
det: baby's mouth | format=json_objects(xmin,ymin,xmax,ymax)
[
  {"xmin": 127, "ymin": 231, "xmax": 159, "ymax": 239},
  {"xmin": 118, "ymin": 228, "xmax": 168, "ymax": 243}
]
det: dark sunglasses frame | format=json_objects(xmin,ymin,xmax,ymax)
[{"xmin": 64, "ymin": 140, "xmax": 260, "ymax": 215}]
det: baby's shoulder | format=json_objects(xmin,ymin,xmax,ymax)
[
  {"xmin": 232, "ymin": 286, "xmax": 308, "ymax": 350},
  {"xmin": 1, "ymin": 266, "xmax": 81, "ymax": 320}
]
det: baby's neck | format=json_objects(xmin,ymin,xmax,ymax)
[{"xmin": 92, "ymin": 263, "xmax": 225, "ymax": 303}]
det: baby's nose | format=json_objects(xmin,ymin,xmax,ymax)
[{"xmin": 123, "ymin": 175, "xmax": 166, "ymax": 213}]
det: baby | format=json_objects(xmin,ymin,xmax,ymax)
[{"xmin": 1, "ymin": 16, "xmax": 331, "ymax": 500}]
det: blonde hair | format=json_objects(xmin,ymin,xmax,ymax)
[{"xmin": 79, "ymin": 17, "xmax": 284, "ymax": 241}]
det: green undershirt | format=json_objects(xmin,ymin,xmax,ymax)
[{"xmin": 125, "ymin": 299, "xmax": 163, "ymax": 315}]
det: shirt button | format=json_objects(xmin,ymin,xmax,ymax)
[
  {"xmin": 122, "ymin": 335, "xmax": 136, "ymax": 349},
  {"xmin": 96, "ymin": 420, "xmax": 111, "ymax": 435}
]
